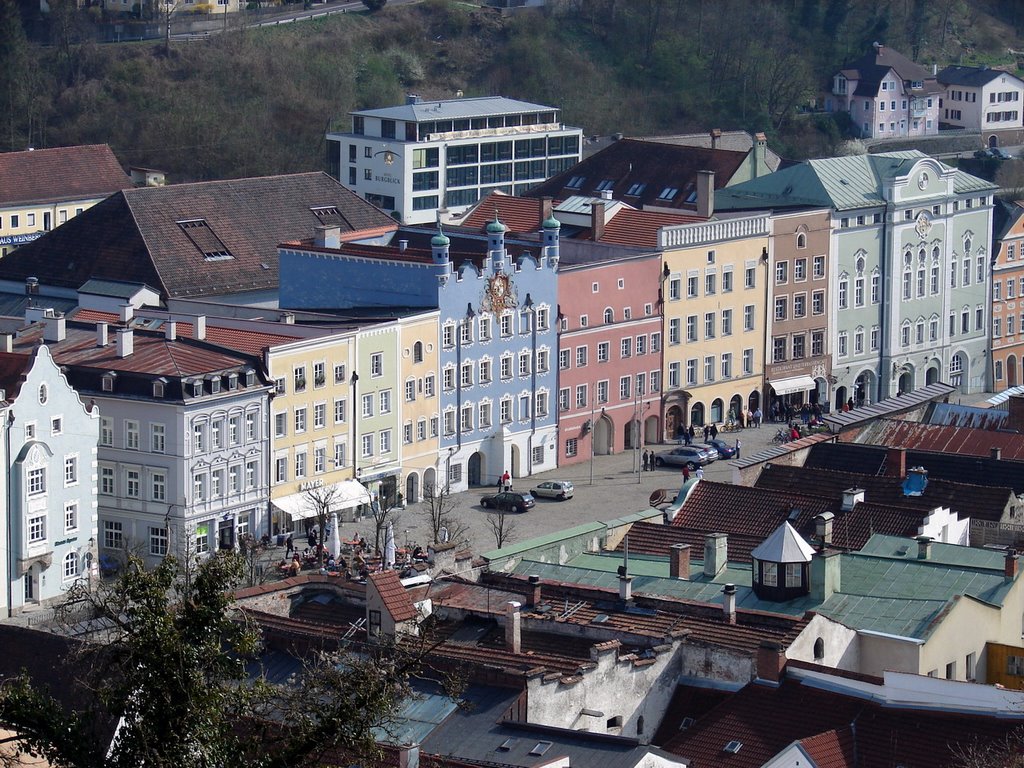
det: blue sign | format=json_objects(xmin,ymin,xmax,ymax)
[{"xmin": 0, "ymin": 232, "xmax": 41, "ymax": 247}]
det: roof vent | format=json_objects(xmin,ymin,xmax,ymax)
[
  {"xmin": 724, "ymin": 741, "xmax": 743, "ymax": 754},
  {"xmin": 529, "ymin": 742, "xmax": 552, "ymax": 757},
  {"xmin": 591, "ymin": 614, "xmax": 609, "ymax": 624},
  {"xmin": 680, "ymin": 717, "xmax": 696, "ymax": 730}
]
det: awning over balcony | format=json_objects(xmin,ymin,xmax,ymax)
[
  {"xmin": 768, "ymin": 375, "xmax": 816, "ymax": 396},
  {"xmin": 273, "ymin": 480, "xmax": 372, "ymax": 521}
]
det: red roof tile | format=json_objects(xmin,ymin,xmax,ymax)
[
  {"xmin": 0, "ymin": 351, "xmax": 32, "ymax": 403},
  {"xmin": 369, "ymin": 569, "xmax": 418, "ymax": 623},
  {"xmin": 798, "ymin": 727, "xmax": 855, "ymax": 768},
  {"xmin": 462, "ymin": 192, "xmax": 547, "ymax": 234},
  {"xmin": 599, "ymin": 208, "xmax": 703, "ymax": 247},
  {"xmin": 0, "ymin": 144, "xmax": 128, "ymax": 206}
]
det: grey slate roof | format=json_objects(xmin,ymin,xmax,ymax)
[
  {"xmin": 823, "ymin": 382, "xmax": 957, "ymax": 431},
  {"xmin": 78, "ymin": 278, "xmax": 157, "ymax": 299},
  {"xmin": 0, "ymin": 173, "xmax": 396, "ymax": 300},
  {"xmin": 937, "ymin": 65, "xmax": 1024, "ymax": 88},
  {"xmin": 716, "ymin": 152, "xmax": 996, "ymax": 213},
  {"xmin": 350, "ymin": 96, "xmax": 563, "ymax": 124},
  {"xmin": 749, "ymin": 521, "xmax": 815, "ymax": 564}
]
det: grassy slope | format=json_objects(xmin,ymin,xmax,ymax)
[{"xmin": 18, "ymin": 0, "xmax": 1024, "ymax": 181}]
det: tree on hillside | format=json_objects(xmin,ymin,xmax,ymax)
[
  {"xmin": 0, "ymin": 0, "xmax": 32, "ymax": 150},
  {"xmin": 362, "ymin": 0, "xmax": 386, "ymax": 11},
  {"xmin": 0, "ymin": 552, "xmax": 423, "ymax": 768}
]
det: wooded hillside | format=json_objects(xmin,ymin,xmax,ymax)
[{"xmin": 1, "ymin": 0, "xmax": 1022, "ymax": 181}]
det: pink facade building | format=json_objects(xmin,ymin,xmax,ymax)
[
  {"xmin": 556, "ymin": 252, "xmax": 664, "ymax": 467},
  {"xmin": 829, "ymin": 43, "xmax": 941, "ymax": 139}
]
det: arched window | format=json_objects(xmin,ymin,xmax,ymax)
[
  {"xmin": 604, "ymin": 308, "xmax": 614, "ymax": 324},
  {"xmin": 813, "ymin": 637, "xmax": 825, "ymax": 661},
  {"xmin": 62, "ymin": 552, "xmax": 78, "ymax": 581},
  {"xmin": 413, "ymin": 341, "xmax": 423, "ymax": 363},
  {"xmin": 964, "ymin": 236, "xmax": 972, "ymax": 255},
  {"xmin": 796, "ymin": 232, "xmax": 807, "ymax": 249}
]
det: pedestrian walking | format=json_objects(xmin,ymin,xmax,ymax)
[
  {"xmin": 684, "ymin": 427, "xmax": 692, "ymax": 446},
  {"xmin": 646, "ymin": 450, "xmax": 654, "ymax": 471},
  {"xmin": 695, "ymin": 466, "xmax": 704, "ymax": 481},
  {"xmin": 688, "ymin": 424, "xmax": 696, "ymax": 443},
  {"xmin": 703, "ymin": 424, "xmax": 710, "ymax": 442},
  {"xmin": 754, "ymin": 407, "xmax": 762, "ymax": 428},
  {"xmin": 735, "ymin": 439, "xmax": 741, "ymax": 459},
  {"xmin": 285, "ymin": 534, "xmax": 293, "ymax": 556},
  {"xmin": 682, "ymin": 466, "xmax": 690, "ymax": 483},
  {"xmin": 710, "ymin": 423, "xmax": 718, "ymax": 440},
  {"xmin": 641, "ymin": 450, "xmax": 649, "ymax": 472}
]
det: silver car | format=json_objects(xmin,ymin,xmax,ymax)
[
  {"xmin": 531, "ymin": 480, "xmax": 575, "ymax": 500},
  {"xmin": 654, "ymin": 445, "xmax": 718, "ymax": 469}
]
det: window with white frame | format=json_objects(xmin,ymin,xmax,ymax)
[
  {"xmin": 668, "ymin": 362, "xmax": 680, "ymax": 389},
  {"xmin": 63, "ymin": 552, "xmax": 78, "ymax": 581},
  {"xmin": 575, "ymin": 385, "xmax": 588, "ymax": 409},
  {"xmin": 295, "ymin": 407, "xmax": 307, "ymax": 433},
  {"xmin": 101, "ymin": 417, "xmax": 113, "ymax": 446},
  {"xmin": 334, "ymin": 442, "xmax": 346, "ymax": 469},
  {"xmin": 126, "ymin": 420, "xmax": 140, "ymax": 450},
  {"xmin": 620, "ymin": 376, "xmax": 631, "ymax": 400},
  {"xmin": 405, "ymin": 380, "xmax": 416, "ymax": 402},
  {"xmin": 565, "ymin": 438, "xmax": 578, "ymax": 457},
  {"xmin": 64, "ymin": 455, "xmax": 77, "ymax": 485},
  {"xmin": 362, "ymin": 433, "xmax": 374, "ymax": 457},
  {"xmin": 27, "ymin": 467, "xmax": 45, "ymax": 496},
  {"xmin": 704, "ymin": 356, "xmax": 715, "ymax": 382},
  {"xmin": 150, "ymin": 526, "xmax": 169, "ymax": 557},
  {"xmin": 743, "ymin": 349, "xmax": 753, "ymax": 375},
  {"xmin": 500, "ymin": 399, "xmax": 512, "ymax": 423},
  {"xmin": 246, "ymin": 412, "xmax": 257, "ymax": 441},
  {"xmin": 370, "ymin": 353, "xmax": 383, "ymax": 377},
  {"xmin": 103, "ymin": 520, "xmax": 123, "ymax": 549},
  {"xmin": 744, "ymin": 305, "xmax": 755, "ymax": 331},
  {"xmin": 598, "ymin": 341, "xmax": 610, "ymax": 362},
  {"xmin": 65, "ymin": 502, "xmax": 78, "ymax": 532},
  {"xmin": 479, "ymin": 402, "xmax": 492, "ymax": 428},
  {"xmin": 361, "ymin": 394, "xmax": 373, "ymax": 417},
  {"xmin": 379, "ymin": 430, "xmax": 392, "ymax": 454},
  {"xmin": 379, "ymin": 389, "xmax": 391, "ymax": 414}
]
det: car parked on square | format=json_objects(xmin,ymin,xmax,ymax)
[
  {"xmin": 654, "ymin": 445, "xmax": 718, "ymax": 469},
  {"xmin": 531, "ymin": 480, "xmax": 575, "ymax": 500},
  {"xmin": 480, "ymin": 491, "xmax": 536, "ymax": 513}
]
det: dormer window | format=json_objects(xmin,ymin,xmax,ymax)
[
  {"xmin": 191, "ymin": 380, "xmax": 203, "ymax": 398},
  {"xmin": 227, "ymin": 373, "xmax": 238, "ymax": 390},
  {"xmin": 208, "ymin": 375, "xmax": 221, "ymax": 394},
  {"xmin": 152, "ymin": 378, "xmax": 167, "ymax": 398},
  {"xmin": 102, "ymin": 372, "xmax": 117, "ymax": 392},
  {"xmin": 244, "ymin": 369, "xmax": 256, "ymax": 387}
]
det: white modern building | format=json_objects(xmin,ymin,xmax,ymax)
[{"xmin": 326, "ymin": 95, "xmax": 583, "ymax": 225}]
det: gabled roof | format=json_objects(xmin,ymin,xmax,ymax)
[
  {"xmin": 461, "ymin": 192, "xmax": 548, "ymax": 234},
  {"xmin": 525, "ymin": 138, "xmax": 745, "ymax": 211},
  {"xmin": 0, "ymin": 173, "xmax": 397, "ymax": 300},
  {"xmin": 368, "ymin": 569, "xmax": 418, "ymax": 623},
  {"xmin": 937, "ymin": 65, "xmax": 1024, "ymax": 88},
  {"xmin": 716, "ymin": 152, "xmax": 995, "ymax": 213},
  {"xmin": 836, "ymin": 44, "xmax": 936, "ymax": 94},
  {"xmin": 749, "ymin": 522, "xmax": 815, "ymax": 564},
  {"xmin": 754, "ymin": 464, "xmax": 1012, "ymax": 522},
  {"xmin": 638, "ymin": 131, "xmax": 782, "ymax": 172},
  {"xmin": 0, "ymin": 144, "xmax": 128, "ymax": 207},
  {"xmin": 0, "ymin": 351, "xmax": 32, "ymax": 403}
]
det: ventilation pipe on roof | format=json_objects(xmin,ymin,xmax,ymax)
[
  {"xmin": 754, "ymin": 132, "xmax": 768, "ymax": 178},
  {"xmin": 703, "ymin": 532, "xmax": 728, "ymax": 578},
  {"xmin": 917, "ymin": 536, "xmax": 932, "ymax": 560},
  {"xmin": 1006, "ymin": 550, "xmax": 1019, "ymax": 580},
  {"xmin": 600, "ymin": 188, "xmax": 613, "ymax": 200},
  {"xmin": 810, "ymin": 550, "xmax": 841, "ymax": 602},
  {"xmin": 193, "ymin": 316, "xmax": 207, "ymax": 341},
  {"xmin": 24, "ymin": 277, "xmax": 39, "ymax": 296},
  {"xmin": 398, "ymin": 239, "xmax": 408, "ymax": 252},
  {"xmin": 710, "ymin": 128, "xmax": 722, "ymax": 149},
  {"xmin": 164, "ymin": 321, "xmax": 176, "ymax": 341},
  {"xmin": 618, "ymin": 574, "xmax": 633, "ymax": 603},
  {"xmin": 814, "ymin": 512, "xmax": 834, "ymax": 546},
  {"xmin": 119, "ymin": 303, "xmax": 134, "ymax": 324},
  {"xmin": 279, "ymin": 312, "xmax": 295, "ymax": 325},
  {"xmin": 841, "ymin": 488, "xmax": 864, "ymax": 512},
  {"xmin": 505, "ymin": 601, "xmax": 522, "ymax": 654},
  {"xmin": 696, "ymin": 170, "xmax": 715, "ymax": 219},
  {"xmin": 540, "ymin": 196, "xmax": 554, "ymax": 224},
  {"xmin": 722, "ymin": 583, "xmax": 737, "ymax": 624},
  {"xmin": 991, "ymin": 447, "xmax": 1002, "ymax": 460},
  {"xmin": 528, "ymin": 574, "xmax": 542, "ymax": 607}
]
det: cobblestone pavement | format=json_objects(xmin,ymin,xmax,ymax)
[{"xmin": 373, "ymin": 422, "xmax": 794, "ymax": 555}]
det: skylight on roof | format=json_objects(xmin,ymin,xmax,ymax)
[
  {"xmin": 626, "ymin": 183, "xmax": 646, "ymax": 196},
  {"xmin": 529, "ymin": 742, "xmax": 552, "ymax": 756},
  {"xmin": 497, "ymin": 738, "xmax": 516, "ymax": 752},
  {"xmin": 724, "ymin": 741, "xmax": 743, "ymax": 754},
  {"xmin": 566, "ymin": 175, "xmax": 585, "ymax": 189},
  {"xmin": 311, "ymin": 206, "xmax": 345, "ymax": 226},
  {"xmin": 658, "ymin": 187, "xmax": 679, "ymax": 201},
  {"xmin": 596, "ymin": 179, "xmax": 615, "ymax": 191},
  {"xmin": 178, "ymin": 219, "xmax": 233, "ymax": 262}
]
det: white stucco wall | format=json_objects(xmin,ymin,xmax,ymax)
[{"xmin": 787, "ymin": 613, "xmax": 860, "ymax": 671}]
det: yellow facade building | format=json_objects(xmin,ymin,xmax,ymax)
[
  {"xmin": 398, "ymin": 310, "xmax": 440, "ymax": 504},
  {"xmin": 660, "ymin": 215, "xmax": 771, "ymax": 431}
]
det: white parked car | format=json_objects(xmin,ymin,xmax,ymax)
[{"xmin": 530, "ymin": 480, "xmax": 575, "ymax": 500}]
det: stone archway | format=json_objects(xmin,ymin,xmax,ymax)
[
  {"xmin": 468, "ymin": 452, "xmax": 485, "ymax": 487},
  {"xmin": 926, "ymin": 365, "xmax": 940, "ymax": 385},
  {"xmin": 710, "ymin": 398, "xmax": 724, "ymax": 424},
  {"xmin": 405, "ymin": 472, "xmax": 419, "ymax": 504},
  {"xmin": 834, "ymin": 386, "xmax": 848, "ymax": 412},
  {"xmin": 729, "ymin": 394, "xmax": 744, "ymax": 422},
  {"xmin": 594, "ymin": 414, "xmax": 614, "ymax": 455},
  {"xmin": 623, "ymin": 419, "xmax": 641, "ymax": 450},
  {"xmin": 644, "ymin": 415, "xmax": 660, "ymax": 444},
  {"xmin": 898, "ymin": 369, "xmax": 914, "ymax": 395},
  {"xmin": 748, "ymin": 390, "xmax": 760, "ymax": 411},
  {"xmin": 665, "ymin": 405, "xmax": 683, "ymax": 441}
]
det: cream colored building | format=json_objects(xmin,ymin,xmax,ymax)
[
  {"xmin": 398, "ymin": 311, "xmax": 440, "ymax": 504},
  {"xmin": 0, "ymin": 145, "xmax": 128, "ymax": 258},
  {"xmin": 660, "ymin": 215, "xmax": 771, "ymax": 430}
]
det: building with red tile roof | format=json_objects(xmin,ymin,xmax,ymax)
[
  {"xmin": 0, "ymin": 144, "xmax": 129, "ymax": 256},
  {"xmin": 367, "ymin": 569, "xmax": 418, "ymax": 632}
]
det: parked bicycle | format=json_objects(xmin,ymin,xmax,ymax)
[
  {"xmin": 720, "ymin": 419, "xmax": 741, "ymax": 433},
  {"xmin": 771, "ymin": 428, "xmax": 789, "ymax": 445}
]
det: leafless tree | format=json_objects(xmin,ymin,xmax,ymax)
[
  {"xmin": 420, "ymin": 483, "xmax": 468, "ymax": 547},
  {"xmin": 303, "ymin": 484, "xmax": 342, "ymax": 569},
  {"xmin": 997, "ymin": 160, "xmax": 1024, "ymax": 201},
  {"xmin": 485, "ymin": 508, "xmax": 518, "ymax": 550},
  {"xmin": 369, "ymin": 491, "xmax": 401, "ymax": 556},
  {"xmin": 950, "ymin": 727, "xmax": 1024, "ymax": 767}
]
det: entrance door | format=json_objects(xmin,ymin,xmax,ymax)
[
  {"xmin": 468, "ymin": 452, "xmax": 483, "ymax": 486},
  {"xmin": 898, "ymin": 371, "xmax": 913, "ymax": 395},
  {"xmin": 623, "ymin": 420, "xmax": 639, "ymax": 449},
  {"xmin": 665, "ymin": 405, "xmax": 682, "ymax": 440},
  {"xmin": 23, "ymin": 569, "xmax": 35, "ymax": 603},
  {"xmin": 1008, "ymin": 356, "xmax": 1018, "ymax": 388},
  {"xmin": 406, "ymin": 472, "xmax": 419, "ymax": 504},
  {"xmin": 834, "ymin": 386, "xmax": 847, "ymax": 412},
  {"xmin": 644, "ymin": 415, "xmax": 659, "ymax": 444},
  {"xmin": 594, "ymin": 415, "xmax": 613, "ymax": 455},
  {"xmin": 219, "ymin": 519, "xmax": 235, "ymax": 550},
  {"xmin": 43, "ymin": 212, "xmax": 51, "ymax": 231},
  {"xmin": 510, "ymin": 445, "xmax": 521, "ymax": 478}
]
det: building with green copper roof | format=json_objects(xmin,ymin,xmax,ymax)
[{"xmin": 716, "ymin": 151, "xmax": 996, "ymax": 408}]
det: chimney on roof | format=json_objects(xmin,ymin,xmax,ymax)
[
  {"xmin": 540, "ymin": 196, "xmax": 553, "ymax": 224},
  {"xmin": 0, "ymin": 334, "xmax": 12, "ymax": 354},
  {"xmin": 670, "ymin": 543, "xmax": 691, "ymax": 580},
  {"xmin": 398, "ymin": 744, "xmax": 420, "ymax": 768},
  {"xmin": 1006, "ymin": 550, "xmax": 1019, "ymax": 580},
  {"xmin": 528, "ymin": 574, "xmax": 542, "ymax": 607},
  {"xmin": 841, "ymin": 487, "xmax": 864, "ymax": 512},
  {"xmin": 96, "ymin": 323, "xmax": 108, "ymax": 347},
  {"xmin": 279, "ymin": 312, "xmax": 295, "ymax": 325},
  {"xmin": 757, "ymin": 640, "xmax": 786, "ymax": 684},
  {"xmin": 193, "ymin": 316, "xmax": 206, "ymax": 341},
  {"xmin": 42, "ymin": 310, "xmax": 66, "ymax": 343},
  {"xmin": 991, "ymin": 447, "xmax": 1003, "ymax": 460},
  {"xmin": 886, "ymin": 447, "xmax": 907, "ymax": 479},
  {"xmin": 696, "ymin": 170, "xmax": 715, "ymax": 219},
  {"xmin": 398, "ymin": 239, "xmax": 408, "ymax": 252},
  {"xmin": 600, "ymin": 188, "xmax": 613, "ymax": 200},
  {"xmin": 505, "ymin": 601, "xmax": 522, "ymax": 654},
  {"xmin": 710, "ymin": 128, "xmax": 722, "ymax": 149},
  {"xmin": 810, "ymin": 550, "xmax": 841, "ymax": 602},
  {"xmin": 917, "ymin": 536, "xmax": 932, "ymax": 560},
  {"xmin": 721, "ymin": 583, "xmax": 737, "ymax": 624},
  {"xmin": 619, "ymin": 574, "xmax": 633, "ymax": 603},
  {"xmin": 164, "ymin": 321, "xmax": 176, "ymax": 341},
  {"xmin": 119, "ymin": 303, "xmax": 134, "ymax": 324},
  {"xmin": 24, "ymin": 277, "xmax": 39, "ymax": 297},
  {"xmin": 814, "ymin": 512, "xmax": 834, "ymax": 545},
  {"xmin": 116, "ymin": 327, "xmax": 134, "ymax": 358},
  {"xmin": 753, "ymin": 132, "xmax": 768, "ymax": 178},
  {"xmin": 591, "ymin": 200, "xmax": 607, "ymax": 241},
  {"xmin": 406, "ymin": 94, "xmax": 422, "ymax": 105},
  {"xmin": 703, "ymin": 532, "xmax": 728, "ymax": 578},
  {"xmin": 315, "ymin": 224, "xmax": 341, "ymax": 250},
  {"xmin": 1008, "ymin": 395, "xmax": 1024, "ymax": 432}
]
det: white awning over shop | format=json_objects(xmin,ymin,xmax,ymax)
[
  {"xmin": 273, "ymin": 480, "xmax": 372, "ymax": 521},
  {"xmin": 769, "ymin": 375, "xmax": 816, "ymax": 396}
]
